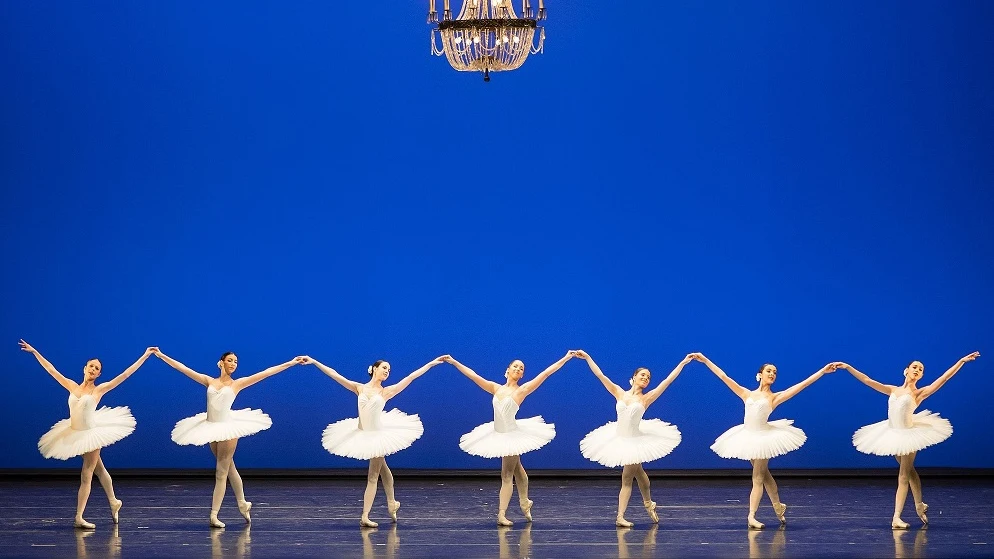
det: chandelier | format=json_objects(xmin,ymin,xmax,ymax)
[{"xmin": 428, "ymin": 0, "xmax": 546, "ymax": 82}]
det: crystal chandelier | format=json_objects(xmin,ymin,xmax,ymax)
[{"xmin": 428, "ymin": 0, "xmax": 546, "ymax": 82}]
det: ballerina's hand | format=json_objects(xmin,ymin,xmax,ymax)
[
  {"xmin": 145, "ymin": 346, "xmax": 159, "ymax": 356},
  {"xmin": 682, "ymin": 353, "xmax": 698, "ymax": 364},
  {"xmin": 573, "ymin": 350, "xmax": 589, "ymax": 360},
  {"xmin": 565, "ymin": 350, "xmax": 578, "ymax": 359},
  {"xmin": 961, "ymin": 351, "xmax": 980, "ymax": 363},
  {"xmin": 293, "ymin": 356, "xmax": 307, "ymax": 364},
  {"xmin": 824, "ymin": 362, "xmax": 842, "ymax": 373},
  {"xmin": 299, "ymin": 356, "xmax": 313, "ymax": 365},
  {"xmin": 18, "ymin": 339, "xmax": 36, "ymax": 353},
  {"xmin": 435, "ymin": 355, "xmax": 452, "ymax": 364}
]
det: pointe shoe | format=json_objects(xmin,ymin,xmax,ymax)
[
  {"xmin": 915, "ymin": 502, "xmax": 929, "ymax": 525},
  {"xmin": 747, "ymin": 516, "xmax": 765, "ymax": 530},
  {"xmin": 110, "ymin": 499, "xmax": 122, "ymax": 524},
  {"xmin": 773, "ymin": 502, "xmax": 787, "ymax": 525},
  {"xmin": 360, "ymin": 517, "xmax": 379, "ymax": 528},
  {"xmin": 892, "ymin": 518, "xmax": 910, "ymax": 530},
  {"xmin": 237, "ymin": 500, "xmax": 252, "ymax": 523},
  {"xmin": 616, "ymin": 517, "xmax": 634, "ymax": 528},
  {"xmin": 75, "ymin": 518, "xmax": 96, "ymax": 530},
  {"xmin": 520, "ymin": 499, "xmax": 534, "ymax": 522},
  {"xmin": 210, "ymin": 511, "xmax": 226, "ymax": 529},
  {"xmin": 497, "ymin": 513, "xmax": 513, "ymax": 527},
  {"xmin": 644, "ymin": 501, "xmax": 658, "ymax": 523},
  {"xmin": 388, "ymin": 500, "xmax": 400, "ymax": 522}
]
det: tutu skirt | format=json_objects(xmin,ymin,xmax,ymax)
[
  {"xmin": 322, "ymin": 409, "xmax": 424, "ymax": 460},
  {"xmin": 460, "ymin": 416, "xmax": 556, "ymax": 458},
  {"xmin": 171, "ymin": 409, "xmax": 272, "ymax": 446},
  {"xmin": 580, "ymin": 419, "xmax": 682, "ymax": 467},
  {"xmin": 711, "ymin": 419, "xmax": 806, "ymax": 460},
  {"xmin": 38, "ymin": 406, "xmax": 136, "ymax": 460},
  {"xmin": 853, "ymin": 410, "xmax": 952, "ymax": 456}
]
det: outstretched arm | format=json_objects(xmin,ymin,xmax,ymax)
[
  {"xmin": 19, "ymin": 340, "xmax": 80, "ymax": 394},
  {"xmin": 153, "ymin": 349, "xmax": 213, "ymax": 386},
  {"xmin": 442, "ymin": 355, "xmax": 497, "ymax": 395},
  {"xmin": 644, "ymin": 353, "xmax": 695, "ymax": 406},
  {"xmin": 233, "ymin": 357, "xmax": 303, "ymax": 392},
  {"xmin": 772, "ymin": 362, "xmax": 839, "ymax": 408},
  {"xmin": 574, "ymin": 350, "xmax": 625, "ymax": 399},
  {"xmin": 696, "ymin": 353, "xmax": 751, "ymax": 400},
  {"xmin": 519, "ymin": 350, "xmax": 577, "ymax": 398},
  {"xmin": 839, "ymin": 362, "xmax": 893, "ymax": 396},
  {"xmin": 96, "ymin": 347, "xmax": 156, "ymax": 396},
  {"xmin": 382, "ymin": 356, "xmax": 445, "ymax": 400},
  {"xmin": 301, "ymin": 356, "xmax": 361, "ymax": 395},
  {"xmin": 918, "ymin": 351, "xmax": 980, "ymax": 402}
]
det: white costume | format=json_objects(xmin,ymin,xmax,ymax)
[
  {"xmin": 322, "ymin": 392, "xmax": 424, "ymax": 460},
  {"xmin": 460, "ymin": 395, "xmax": 556, "ymax": 458},
  {"xmin": 39, "ymin": 394, "xmax": 136, "ymax": 460},
  {"xmin": 172, "ymin": 385, "xmax": 272, "ymax": 446},
  {"xmin": 580, "ymin": 399, "xmax": 681, "ymax": 467},
  {"xmin": 711, "ymin": 394, "xmax": 806, "ymax": 460},
  {"xmin": 852, "ymin": 393, "xmax": 952, "ymax": 456}
]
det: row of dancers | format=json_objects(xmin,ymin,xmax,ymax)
[{"xmin": 19, "ymin": 340, "xmax": 980, "ymax": 530}]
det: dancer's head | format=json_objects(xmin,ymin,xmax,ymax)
[
  {"xmin": 369, "ymin": 360, "xmax": 390, "ymax": 381},
  {"xmin": 903, "ymin": 360, "xmax": 924, "ymax": 383},
  {"xmin": 756, "ymin": 364, "xmax": 777, "ymax": 386},
  {"xmin": 505, "ymin": 359, "xmax": 525, "ymax": 381},
  {"xmin": 82, "ymin": 358, "xmax": 102, "ymax": 381},
  {"xmin": 630, "ymin": 367, "xmax": 651, "ymax": 390},
  {"xmin": 219, "ymin": 352, "xmax": 238, "ymax": 375}
]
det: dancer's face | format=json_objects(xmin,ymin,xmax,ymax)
[
  {"xmin": 505, "ymin": 360, "xmax": 525, "ymax": 381},
  {"xmin": 82, "ymin": 359, "xmax": 101, "ymax": 382},
  {"xmin": 372, "ymin": 361, "xmax": 391, "ymax": 381},
  {"xmin": 632, "ymin": 368, "xmax": 651, "ymax": 390},
  {"xmin": 221, "ymin": 354, "xmax": 238, "ymax": 375},
  {"xmin": 904, "ymin": 361, "xmax": 924, "ymax": 382},
  {"xmin": 758, "ymin": 365, "xmax": 777, "ymax": 386}
]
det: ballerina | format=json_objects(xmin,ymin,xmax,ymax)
[
  {"xmin": 21, "ymin": 340, "xmax": 154, "ymax": 529},
  {"xmin": 576, "ymin": 350, "xmax": 692, "ymax": 527},
  {"xmin": 303, "ymin": 355, "xmax": 445, "ymax": 527},
  {"xmin": 696, "ymin": 353, "xmax": 839, "ymax": 529},
  {"xmin": 841, "ymin": 351, "xmax": 980, "ymax": 529},
  {"xmin": 154, "ymin": 348, "xmax": 303, "ymax": 528},
  {"xmin": 443, "ymin": 351, "xmax": 576, "ymax": 526}
]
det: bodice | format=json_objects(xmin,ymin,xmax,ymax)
[
  {"xmin": 614, "ymin": 399, "xmax": 646, "ymax": 437},
  {"xmin": 743, "ymin": 395, "xmax": 774, "ymax": 430},
  {"xmin": 68, "ymin": 393, "xmax": 98, "ymax": 430},
  {"xmin": 358, "ymin": 392, "xmax": 386, "ymax": 431},
  {"xmin": 887, "ymin": 393, "xmax": 917, "ymax": 429},
  {"xmin": 206, "ymin": 385, "xmax": 236, "ymax": 422},
  {"xmin": 492, "ymin": 396, "xmax": 520, "ymax": 433}
]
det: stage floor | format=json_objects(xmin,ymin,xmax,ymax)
[{"xmin": 1, "ymin": 476, "xmax": 992, "ymax": 558}]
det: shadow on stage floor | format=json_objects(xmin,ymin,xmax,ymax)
[{"xmin": 0, "ymin": 475, "xmax": 991, "ymax": 558}]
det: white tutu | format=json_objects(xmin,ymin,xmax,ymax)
[
  {"xmin": 853, "ymin": 393, "xmax": 953, "ymax": 456},
  {"xmin": 460, "ymin": 416, "xmax": 556, "ymax": 458},
  {"xmin": 323, "ymin": 409, "xmax": 424, "ymax": 460},
  {"xmin": 39, "ymin": 403, "xmax": 136, "ymax": 460},
  {"xmin": 171, "ymin": 409, "xmax": 272, "ymax": 446},
  {"xmin": 580, "ymin": 418, "xmax": 681, "ymax": 467},
  {"xmin": 710, "ymin": 419, "xmax": 806, "ymax": 460}
]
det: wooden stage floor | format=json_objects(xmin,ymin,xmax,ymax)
[{"xmin": 0, "ymin": 475, "xmax": 991, "ymax": 558}]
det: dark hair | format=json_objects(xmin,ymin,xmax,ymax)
[
  {"xmin": 369, "ymin": 359, "xmax": 386, "ymax": 377},
  {"xmin": 86, "ymin": 358, "xmax": 102, "ymax": 368},
  {"xmin": 631, "ymin": 367, "xmax": 649, "ymax": 378},
  {"xmin": 220, "ymin": 352, "xmax": 236, "ymax": 361},
  {"xmin": 906, "ymin": 360, "xmax": 922, "ymax": 369}
]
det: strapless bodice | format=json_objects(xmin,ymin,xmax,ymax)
[
  {"xmin": 206, "ymin": 385, "xmax": 236, "ymax": 422},
  {"xmin": 887, "ymin": 393, "xmax": 917, "ymax": 429},
  {"xmin": 614, "ymin": 399, "xmax": 646, "ymax": 438},
  {"xmin": 68, "ymin": 394, "xmax": 98, "ymax": 430},
  {"xmin": 358, "ymin": 392, "xmax": 386, "ymax": 431},
  {"xmin": 743, "ymin": 395, "xmax": 773, "ymax": 430},
  {"xmin": 492, "ymin": 396, "xmax": 521, "ymax": 433}
]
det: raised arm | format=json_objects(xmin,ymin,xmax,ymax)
[
  {"xmin": 918, "ymin": 351, "xmax": 980, "ymax": 402},
  {"xmin": 574, "ymin": 350, "xmax": 625, "ymax": 399},
  {"xmin": 19, "ymin": 339, "xmax": 80, "ymax": 394},
  {"xmin": 696, "ymin": 353, "xmax": 751, "ymax": 400},
  {"xmin": 838, "ymin": 362, "xmax": 893, "ymax": 396},
  {"xmin": 442, "ymin": 355, "xmax": 497, "ymax": 395},
  {"xmin": 381, "ymin": 356, "xmax": 446, "ymax": 401},
  {"xmin": 232, "ymin": 357, "xmax": 303, "ymax": 392},
  {"xmin": 153, "ymin": 349, "xmax": 213, "ymax": 386},
  {"xmin": 301, "ymin": 356, "xmax": 361, "ymax": 394},
  {"xmin": 519, "ymin": 351, "xmax": 577, "ymax": 398},
  {"xmin": 644, "ymin": 353, "xmax": 695, "ymax": 406},
  {"xmin": 96, "ymin": 347, "xmax": 156, "ymax": 396},
  {"xmin": 771, "ymin": 362, "xmax": 839, "ymax": 408}
]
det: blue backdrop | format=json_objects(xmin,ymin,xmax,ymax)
[{"xmin": 1, "ymin": 1, "xmax": 991, "ymax": 470}]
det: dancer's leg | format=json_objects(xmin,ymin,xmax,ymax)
[
  {"xmin": 498, "ymin": 457, "xmax": 516, "ymax": 526},
  {"xmin": 210, "ymin": 439, "xmax": 238, "ymax": 528},
  {"xmin": 617, "ymin": 465, "xmax": 637, "ymax": 527},
  {"xmin": 758, "ymin": 460, "xmax": 787, "ymax": 524},
  {"xmin": 513, "ymin": 458, "xmax": 533, "ymax": 521},
  {"xmin": 361, "ymin": 458, "xmax": 383, "ymax": 527},
  {"xmin": 75, "ymin": 450, "xmax": 100, "ymax": 529},
  {"xmin": 380, "ymin": 459, "xmax": 400, "ymax": 522},
  {"xmin": 633, "ymin": 465, "xmax": 657, "ymax": 523},
  {"xmin": 903, "ymin": 452, "xmax": 927, "ymax": 524},
  {"xmin": 747, "ymin": 460, "xmax": 765, "ymax": 529},
  {"xmin": 93, "ymin": 456, "xmax": 122, "ymax": 523},
  {"xmin": 892, "ymin": 454, "xmax": 912, "ymax": 529}
]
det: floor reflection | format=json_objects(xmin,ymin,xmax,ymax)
[
  {"xmin": 210, "ymin": 525, "xmax": 252, "ymax": 559},
  {"xmin": 616, "ymin": 525, "xmax": 658, "ymax": 558},
  {"xmin": 498, "ymin": 525, "xmax": 532, "ymax": 558},
  {"xmin": 75, "ymin": 524, "xmax": 121, "ymax": 559},
  {"xmin": 893, "ymin": 527, "xmax": 928, "ymax": 559},
  {"xmin": 748, "ymin": 526, "xmax": 786, "ymax": 559},
  {"xmin": 361, "ymin": 524, "xmax": 399, "ymax": 559}
]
